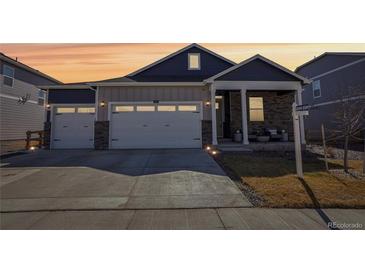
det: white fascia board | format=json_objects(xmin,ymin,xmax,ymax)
[
  {"xmin": 90, "ymin": 82, "xmax": 207, "ymax": 87},
  {"xmin": 38, "ymin": 85, "xmax": 93, "ymax": 90}
]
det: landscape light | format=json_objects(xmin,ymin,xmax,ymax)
[
  {"xmin": 29, "ymin": 146, "xmax": 36, "ymax": 151},
  {"xmin": 206, "ymin": 146, "xmax": 211, "ymax": 151},
  {"xmin": 212, "ymin": 150, "xmax": 218, "ymax": 155}
]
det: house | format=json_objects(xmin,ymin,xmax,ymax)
[
  {"xmin": 39, "ymin": 43, "xmax": 309, "ymax": 150},
  {"xmin": 0, "ymin": 53, "xmax": 62, "ymax": 153},
  {"xmin": 295, "ymin": 52, "xmax": 365, "ymax": 141}
]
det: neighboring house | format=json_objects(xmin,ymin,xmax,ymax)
[
  {"xmin": 39, "ymin": 43, "xmax": 309, "ymax": 150},
  {"xmin": 295, "ymin": 52, "xmax": 365, "ymax": 141},
  {"xmin": 0, "ymin": 53, "xmax": 62, "ymax": 152}
]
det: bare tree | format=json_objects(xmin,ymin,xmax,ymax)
[{"xmin": 329, "ymin": 83, "xmax": 365, "ymax": 173}]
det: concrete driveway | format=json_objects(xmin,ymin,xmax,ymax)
[{"xmin": 0, "ymin": 149, "xmax": 251, "ymax": 212}]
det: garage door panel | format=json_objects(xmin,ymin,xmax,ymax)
[
  {"xmin": 110, "ymin": 103, "xmax": 201, "ymax": 149},
  {"xmin": 52, "ymin": 112, "xmax": 95, "ymax": 149}
]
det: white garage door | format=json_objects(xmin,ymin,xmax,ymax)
[
  {"xmin": 52, "ymin": 106, "xmax": 95, "ymax": 149},
  {"xmin": 110, "ymin": 103, "xmax": 202, "ymax": 149}
]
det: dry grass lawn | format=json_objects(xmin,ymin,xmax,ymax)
[{"xmin": 220, "ymin": 152, "xmax": 365, "ymax": 208}]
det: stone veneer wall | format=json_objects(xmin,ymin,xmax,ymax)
[
  {"xmin": 43, "ymin": 122, "xmax": 51, "ymax": 149},
  {"xmin": 230, "ymin": 91, "xmax": 295, "ymax": 140},
  {"xmin": 94, "ymin": 121, "xmax": 109, "ymax": 150},
  {"xmin": 202, "ymin": 120, "xmax": 212, "ymax": 145},
  {"xmin": 229, "ymin": 92, "xmax": 242, "ymax": 136}
]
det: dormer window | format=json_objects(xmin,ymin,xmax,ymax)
[{"xmin": 188, "ymin": 53, "xmax": 200, "ymax": 70}]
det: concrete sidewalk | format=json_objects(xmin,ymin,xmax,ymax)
[{"xmin": 1, "ymin": 208, "xmax": 364, "ymax": 230}]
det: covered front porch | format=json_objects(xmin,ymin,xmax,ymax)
[{"xmin": 205, "ymin": 55, "xmax": 309, "ymax": 150}]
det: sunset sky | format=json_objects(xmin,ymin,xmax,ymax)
[{"xmin": 0, "ymin": 43, "xmax": 364, "ymax": 83}]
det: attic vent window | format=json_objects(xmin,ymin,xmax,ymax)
[{"xmin": 188, "ymin": 53, "xmax": 200, "ymax": 70}]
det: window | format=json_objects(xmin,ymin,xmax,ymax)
[
  {"xmin": 115, "ymin": 105, "xmax": 134, "ymax": 112},
  {"xmin": 3, "ymin": 65, "xmax": 14, "ymax": 87},
  {"xmin": 77, "ymin": 107, "xmax": 95, "ymax": 113},
  {"xmin": 249, "ymin": 97, "xmax": 264, "ymax": 122},
  {"xmin": 157, "ymin": 105, "xmax": 176, "ymax": 111},
  {"xmin": 136, "ymin": 105, "xmax": 155, "ymax": 112},
  {"xmin": 313, "ymin": 80, "xmax": 321, "ymax": 98},
  {"xmin": 178, "ymin": 105, "xmax": 197, "ymax": 112},
  {"xmin": 38, "ymin": 90, "xmax": 46, "ymax": 106},
  {"xmin": 56, "ymin": 107, "xmax": 75, "ymax": 113},
  {"xmin": 188, "ymin": 53, "xmax": 200, "ymax": 70}
]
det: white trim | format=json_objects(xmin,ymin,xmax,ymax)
[
  {"xmin": 311, "ymin": 94, "xmax": 365, "ymax": 108},
  {"xmin": 210, "ymin": 85, "xmax": 218, "ymax": 145},
  {"xmin": 240, "ymin": 89, "xmax": 249, "ymax": 145},
  {"xmin": 89, "ymin": 81, "xmax": 206, "ymax": 87},
  {"xmin": 205, "ymin": 54, "xmax": 310, "ymax": 84},
  {"xmin": 188, "ymin": 53, "xmax": 201, "ymax": 70},
  {"xmin": 310, "ymin": 58, "xmax": 365, "ymax": 80},
  {"xmin": 211, "ymin": 80, "xmax": 302, "ymax": 91},
  {"xmin": 0, "ymin": 93, "xmax": 38, "ymax": 104},
  {"xmin": 296, "ymin": 88, "xmax": 306, "ymax": 145},
  {"xmin": 38, "ymin": 84, "xmax": 92, "ymax": 89},
  {"xmin": 127, "ymin": 43, "xmax": 236, "ymax": 77}
]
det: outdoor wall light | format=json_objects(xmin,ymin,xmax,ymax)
[
  {"xmin": 205, "ymin": 101, "xmax": 211, "ymax": 107},
  {"xmin": 100, "ymin": 101, "xmax": 106, "ymax": 107},
  {"xmin": 46, "ymin": 104, "xmax": 51, "ymax": 109}
]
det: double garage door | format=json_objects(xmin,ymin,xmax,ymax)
[
  {"xmin": 110, "ymin": 102, "xmax": 202, "ymax": 149},
  {"xmin": 52, "ymin": 106, "xmax": 95, "ymax": 149}
]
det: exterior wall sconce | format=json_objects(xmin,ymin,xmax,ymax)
[
  {"xmin": 100, "ymin": 101, "xmax": 106, "ymax": 107},
  {"xmin": 205, "ymin": 101, "xmax": 211, "ymax": 107},
  {"xmin": 46, "ymin": 104, "xmax": 51, "ymax": 110}
]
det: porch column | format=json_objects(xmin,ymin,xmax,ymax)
[
  {"xmin": 296, "ymin": 87, "xmax": 306, "ymax": 145},
  {"xmin": 210, "ymin": 84, "xmax": 218, "ymax": 145},
  {"xmin": 240, "ymin": 89, "xmax": 249, "ymax": 145}
]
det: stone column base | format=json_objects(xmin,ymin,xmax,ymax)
[{"xmin": 94, "ymin": 121, "xmax": 109, "ymax": 150}]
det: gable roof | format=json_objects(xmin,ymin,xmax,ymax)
[
  {"xmin": 295, "ymin": 52, "xmax": 365, "ymax": 73},
  {"xmin": 127, "ymin": 43, "xmax": 236, "ymax": 77},
  {"xmin": 206, "ymin": 54, "xmax": 310, "ymax": 84},
  {"xmin": 0, "ymin": 52, "xmax": 62, "ymax": 84}
]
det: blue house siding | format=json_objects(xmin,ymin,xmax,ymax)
[
  {"xmin": 296, "ymin": 55, "xmax": 364, "ymax": 78},
  {"xmin": 129, "ymin": 46, "xmax": 234, "ymax": 82},
  {"xmin": 297, "ymin": 55, "xmax": 365, "ymax": 141},
  {"xmin": 1, "ymin": 60, "xmax": 59, "ymax": 86},
  {"xmin": 302, "ymin": 60, "xmax": 365, "ymax": 106},
  {"xmin": 48, "ymin": 89, "xmax": 95, "ymax": 104},
  {"xmin": 216, "ymin": 59, "xmax": 299, "ymax": 82}
]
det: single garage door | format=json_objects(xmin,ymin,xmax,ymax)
[
  {"xmin": 52, "ymin": 106, "xmax": 95, "ymax": 149},
  {"xmin": 110, "ymin": 103, "xmax": 202, "ymax": 149}
]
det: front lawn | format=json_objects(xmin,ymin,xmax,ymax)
[{"xmin": 219, "ymin": 152, "xmax": 365, "ymax": 208}]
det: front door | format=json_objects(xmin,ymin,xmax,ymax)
[{"xmin": 216, "ymin": 96, "xmax": 224, "ymax": 138}]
